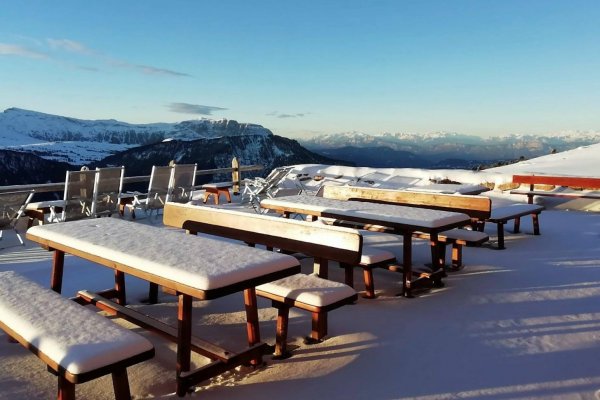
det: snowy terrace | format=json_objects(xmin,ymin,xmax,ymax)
[{"xmin": 1, "ymin": 144, "xmax": 600, "ymax": 399}]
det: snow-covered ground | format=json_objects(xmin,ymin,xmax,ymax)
[{"xmin": 1, "ymin": 144, "xmax": 600, "ymax": 399}]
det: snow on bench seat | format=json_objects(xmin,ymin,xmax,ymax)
[
  {"xmin": 0, "ymin": 270, "xmax": 154, "ymax": 399},
  {"xmin": 257, "ymin": 273, "xmax": 356, "ymax": 307},
  {"xmin": 256, "ymin": 273, "xmax": 357, "ymax": 357},
  {"xmin": 486, "ymin": 204, "xmax": 544, "ymax": 249}
]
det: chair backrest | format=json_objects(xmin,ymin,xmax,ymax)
[
  {"xmin": 264, "ymin": 166, "xmax": 293, "ymax": 188},
  {"xmin": 0, "ymin": 190, "xmax": 34, "ymax": 229},
  {"xmin": 92, "ymin": 166, "xmax": 124, "ymax": 217},
  {"xmin": 169, "ymin": 163, "xmax": 197, "ymax": 203},
  {"xmin": 163, "ymin": 202, "xmax": 362, "ymax": 266},
  {"xmin": 146, "ymin": 165, "xmax": 173, "ymax": 210},
  {"xmin": 61, "ymin": 170, "xmax": 97, "ymax": 221},
  {"xmin": 320, "ymin": 185, "xmax": 492, "ymax": 220}
]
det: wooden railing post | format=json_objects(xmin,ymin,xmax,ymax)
[{"xmin": 232, "ymin": 157, "xmax": 240, "ymax": 195}]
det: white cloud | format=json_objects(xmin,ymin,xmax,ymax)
[
  {"xmin": 168, "ymin": 102, "xmax": 227, "ymax": 115},
  {"xmin": 0, "ymin": 43, "xmax": 47, "ymax": 59},
  {"xmin": 46, "ymin": 38, "xmax": 94, "ymax": 55}
]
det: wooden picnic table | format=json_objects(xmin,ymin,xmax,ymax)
[
  {"xmin": 26, "ymin": 218, "xmax": 300, "ymax": 397},
  {"xmin": 260, "ymin": 194, "xmax": 471, "ymax": 296}
]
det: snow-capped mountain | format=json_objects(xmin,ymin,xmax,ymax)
[
  {"xmin": 0, "ymin": 108, "xmax": 343, "ymax": 186},
  {"xmin": 300, "ymin": 131, "xmax": 600, "ymax": 162},
  {"xmin": 0, "ymin": 108, "xmax": 273, "ymax": 164}
]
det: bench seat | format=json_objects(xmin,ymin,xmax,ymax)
[
  {"xmin": 414, "ymin": 229, "xmax": 489, "ymax": 270},
  {"xmin": 0, "ymin": 271, "xmax": 155, "ymax": 400},
  {"xmin": 256, "ymin": 273, "xmax": 357, "ymax": 358},
  {"xmin": 486, "ymin": 204, "xmax": 544, "ymax": 249}
]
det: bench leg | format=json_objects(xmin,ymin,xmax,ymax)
[
  {"xmin": 221, "ymin": 189, "xmax": 232, "ymax": 203},
  {"xmin": 243, "ymin": 288, "xmax": 263, "ymax": 366},
  {"xmin": 532, "ymin": 213, "xmax": 541, "ymax": 235},
  {"xmin": 451, "ymin": 243, "xmax": 463, "ymax": 270},
  {"xmin": 176, "ymin": 294, "xmax": 193, "ymax": 397},
  {"xmin": 362, "ymin": 267, "xmax": 376, "ymax": 299},
  {"xmin": 273, "ymin": 303, "xmax": 291, "ymax": 358},
  {"xmin": 310, "ymin": 311, "xmax": 327, "ymax": 341},
  {"xmin": 496, "ymin": 222, "xmax": 506, "ymax": 250},
  {"xmin": 513, "ymin": 217, "xmax": 521, "ymax": 233},
  {"xmin": 57, "ymin": 376, "xmax": 75, "ymax": 400},
  {"xmin": 112, "ymin": 368, "xmax": 132, "ymax": 400}
]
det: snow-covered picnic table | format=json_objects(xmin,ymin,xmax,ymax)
[
  {"xmin": 26, "ymin": 217, "xmax": 301, "ymax": 396},
  {"xmin": 260, "ymin": 194, "xmax": 471, "ymax": 296}
]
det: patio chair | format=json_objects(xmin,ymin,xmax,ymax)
[
  {"xmin": 241, "ymin": 166, "xmax": 294, "ymax": 211},
  {"xmin": 128, "ymin": 165, "xmax": 173, "ymax": 218},
  {"xmin": 0, "ymin": 190, "xmax": 34, "ymax": 247},
  {"xmin": 92, "ymin": 166, "xmax": 124, "ymax": 217},
  {"xmin": 25, "ymin": 169, "xmax": 96, "ymax": 225},
  {"xmin": 168, "ymin": 163, "xmax": 196, "ymax": 203}
]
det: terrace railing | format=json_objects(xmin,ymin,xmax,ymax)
[{"xmin": 0, "ymin": 157, "xmax": 262, "ymax": 196}]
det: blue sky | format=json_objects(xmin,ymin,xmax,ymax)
[{"xmin": 1, "ymin": 0, "xmax": 599, "ymax": 139}]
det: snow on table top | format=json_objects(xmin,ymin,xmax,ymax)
[
  {"xmin": 26, "ymin": 218, "xmax": 299, "ymax": 291},
  {"xmin": 262, "ymin": 195, "xmax": 470, "ymax": 229},
  {"xmin": 0, "ymin": 271, "xmax": 153, "ymax": 375}
]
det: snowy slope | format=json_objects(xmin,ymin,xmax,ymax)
[{"xmin": 0, "ymin": 108, "xmax": 272, "ymax": 164}]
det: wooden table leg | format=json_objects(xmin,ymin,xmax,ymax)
[
  {"xmin": 114, "ymin": 270, "xmax": 126, "ymax": 305},
  {"xmin": 176, "ymin": 294, "xmax": 193, "ymax": 396},
  {"xmin": 243, "ymin": 288, "xmax": 262, "ymax": 366},
  {"xmin": 314, "ymin": 257, "xmax": 328, "ymax": 279},
  {"xmin": 51, "ymin": 250, "xmax": 65, "ymax": 294},
  {"xmin": 402, "ymin": 232, "xmax": 413, "ymax": 298}
]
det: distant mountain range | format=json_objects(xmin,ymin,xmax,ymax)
[
  {"xmin": 2, "ymin": 108, "xmax": 600, "ymax": 187},
  {"xmin": 299, "ymin": 131, "xmax": 600, "ymax": 168},
  {"xmin": 0, "ymin": 108, "xmax": 341, "ymax": 185},
  {"xmin": 0, "ymin": 107, "xmax": 275, "ymax": 165}
]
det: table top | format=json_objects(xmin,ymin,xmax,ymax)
[
  {"xmin": 27, "ymin": 218, "xmax": 300, "ymax": 297},
  {"xmin": 261, "ymin": 194, "xmax": 470, "ymax": 232}
]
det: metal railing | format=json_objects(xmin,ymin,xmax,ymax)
[{"xmin": 0, "ymin": 161, "xmax": 263, "ymax": 194}]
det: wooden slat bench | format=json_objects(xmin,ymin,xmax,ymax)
[
  {"xmin": 484, "ymin": 204, "xmax": 544, "ymax": 250},
  {"xmin": 414, "ymin": 229, "xmax": 489, "ymax": 269},
  {"xmin": 256, "ymin": 274, "xmax": 356, "ymax": 357},
  {"xmin": 0, "ymin": 271, "xmax": 155, "ymax": 400},
  {"xmin": 201, "ymin": 182, "xmax": 233, "ymax": 205},
  {"xmin": 163, "ymin": 202, "xmax": 365, "ymax": 357},
  {"xmin": 510, "ymin": 175, "xmax": 600, "ymax": 204}
]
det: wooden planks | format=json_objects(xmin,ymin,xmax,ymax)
[
  {"xmin": 320, "ymin": 185, "xmax": 492, "ymax": 220},
  {"xmin": 163, "ymin": 202, "xmax": 363, "ymax": 269}
]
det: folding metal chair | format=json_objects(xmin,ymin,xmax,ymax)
[
  {"xmin": 93, "ymin": 166, "xmax": 124, "ymax": 217},
  {"xmin": 169, "ymin": 163, "xmax": 197, "ymax": 203}
]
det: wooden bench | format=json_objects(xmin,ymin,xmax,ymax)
[
  {"xmin": 163, "ymin": 202, "xmax": 363, "ymax": 357},
  {"xmin": 201, "ymin": 182, "xmax": 232, "ymax": 205},
  {"xmin": 510, "ymin": 175, "xmax": 600, "ymax": 204},
  {"xmin": 484, "ymin": 204, "xmax": 544, "ymax": 249},
  {"xmin": 0, "ymin": 271, "xmax": 155, "ymax": 400}
]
